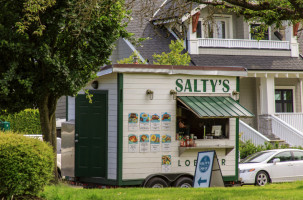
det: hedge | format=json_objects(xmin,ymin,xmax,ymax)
[
  {"xmin": 0, "ymin": 109, "xmax": 41, "ymax": 135},
  {"xmin": 0, "ymin": 133, "xmax": 54, "ymax": 199}
]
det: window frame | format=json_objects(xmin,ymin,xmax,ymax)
[
  {"xmin": 249, "ymin": 23, "xmax": 271, "ymax": 40},
  {"xmin": 275, "ymin": 86, "xmax": 296, "ymax": 113}
]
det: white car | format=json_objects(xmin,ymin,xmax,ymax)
[{"xmin": 239, "ymin": 149, "xmax": 303, "ymax": 186}]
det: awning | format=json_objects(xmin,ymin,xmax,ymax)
[{"xmin": 177, "ymin": 96, "xmax": 254, "ymax": 118}]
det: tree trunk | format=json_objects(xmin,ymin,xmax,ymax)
[{"xmin": 38, "ymin": 94, "xmax": 59, "ymax": 184}]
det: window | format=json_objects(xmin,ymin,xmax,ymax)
[
  {"xmin": 293, "ymin": 151, "xmax": 303, "ymax": 161},
  {"xmin": 207, "ymin": 19, "xmax": 227, "ymax": 39},
  {"xmin": 196, "ymin": 21, "xmax": 202, "ymax": 38},
  {"xmin": 250, "ymin": 24, "xmax": 269, "ymax": 40},
  {"xmin": 275, "ymin": 89, "xmax": 293, "ymax": 112},
  {"xmin": 268, "ymin": 151, "xmax": 292, "ymax": 163}
]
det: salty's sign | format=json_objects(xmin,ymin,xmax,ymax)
[{"xmin": 193, "ymin": 151, "xmax": 224, "ymax": 188}]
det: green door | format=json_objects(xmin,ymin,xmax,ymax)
[{"xmin": 75, "ymin": 91, "xmax": 108, "ymax": 178}]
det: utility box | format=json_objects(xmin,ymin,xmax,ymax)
[{"xmin": 0, "ymin": 121, "xmax": 10, "ymax": 131}]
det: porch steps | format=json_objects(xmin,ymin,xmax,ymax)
[{"xmin": 262, "ymin": 133, "xmax": 289, "ymax": 147}]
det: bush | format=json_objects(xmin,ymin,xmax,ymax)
[
  {"xmin": 0, "ymin": 133, "xmax": 54, "ymax": 199},
  {"xmin": 0, "ymin": 109, "xmax": 41, "ymax": 135},
  {"xmin": 240, "ymin": 140, "xmax": 302, "ymax": 159}
]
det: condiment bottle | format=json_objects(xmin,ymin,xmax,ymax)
[{"xmin": 185, "ymin": 135, "xmax": 190, "ymax": 147}]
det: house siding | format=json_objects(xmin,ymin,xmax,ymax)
[
  {"xmin": 55, "ymin": 97, "xmax": 66, "ymax": 119},
  {"xmin": 240, "ymin": 77, "xmax": 258, "ymax": 129}
]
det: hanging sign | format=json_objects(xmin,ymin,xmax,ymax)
[
  {"xmin": 128, "ymin": 113, "xmax": 138, "ymax": 131},
  {"xmin": 193, "ymin": 151, "xmax": 224, "ymax": 188},
  {"xmin": 139, "ymin": 134, "xmax": 150, "ymax": 152},
  {"xmin": 162, "ymin": 155, "xmax": 171, "ymax": 173},
  {"xmin": 128, "ymin": 134, "xmax": 138, "ymax": 153},
  {"xmin": 139, "ymin": 112, "xmax": 150, "ymax": 131},
  {"xmin": 161, "ymin": 134, "xmax": 171, "ymax": 152},
  {"xmin": 150, "ymin": 134, "xmax": 160, "ymax": 152},
  {"xmin": 150, "ymin": 113, "xmax": 161, "ymax": 131},
  {"xmin": 161, "ymin": 112, "xmax": 171, "ymax": 131}
]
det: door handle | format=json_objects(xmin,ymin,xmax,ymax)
[{"xmin": 75, "ymin": 140, "xmax": 78, "ymax": 143}]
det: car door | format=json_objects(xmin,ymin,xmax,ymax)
[
  {"xmin": 268, "ymin": 151, "xmax": 295, "ymax": 183},
  {"xmin": 291, "ymin": 151, "xmax": 303, "ymax": 181}
]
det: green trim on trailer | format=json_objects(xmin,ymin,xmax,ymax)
[
  {"xmin": 79, "ymin": 178, "xmax": 118, "ymax": 185},
  {"xmin": 235, "ymin": 77, "xmax": 240, "ymax": 181},
  {"xmin": 66, "ymin": 96, "xmax": 68, "ymax": 121},
  {"xmin": 117, "ymin": 73, "xmax": 124, "ymax": 186},
  {"xmin": 120, "ymin": 179, "xmax": 145, "ymax": 186},
  {"xmin": 223, "ymin": 176, "xmax": 237, "ymax": 182}
]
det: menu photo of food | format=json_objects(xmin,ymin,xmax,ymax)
[
  {"xmin": 128, "ymin": 113, "xmax": 138, "ymax": 123},
  {"xmin": 128, "ymin": 134, "xmax": 138, "ymax": 144},
  {"xmin": 162, "ymin": 134, "xmax": 171, "ymax": 143},
  {"xmin": 140, "ymin": 134, "xmax": 149, "ymax": 143},
  {"xmin": 140, "ymin": 113, "xmax": 150, "ymax": 123},
  {"xmin": 161, "ymin": 112, "xmax": 171, "ymax": 122},
  {"xmin": 150, "ymin": 113, "xmax": 160, "ymax": 123},
  {"xmin": 150, "ymin": 134, "xmax": 160, "ymax": 144},
  {"xmin": 162, "ymin": 155, "xmax": 171, "ymax": 165}
]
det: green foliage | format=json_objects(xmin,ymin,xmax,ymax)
[
  {"xmin": 117, "ymin": 51, "xmax": 145, "ymax": 64},
  {"xmin": 0, "ymin": 109, "xmax": 41, "ymax": 135},
  {"xmin": 41, "ymin": 181, "xmax": 303, "ymax": 200},
  {"xmin": 0, "ymin": 133, "xmax": 54, "ymax": 199},
  {"xmin": 240, "ymin": 140, "xmax": 302, "ymax": 159},
  {"xmin": 153, "ymin": 40, "xmax": 191, "ymax": 66}
]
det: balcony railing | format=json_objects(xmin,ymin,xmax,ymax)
[{"xmin": 198, "ymin": 38, "xmax": 290, "ymax": 50}]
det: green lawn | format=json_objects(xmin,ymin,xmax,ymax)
[{"xmin": 40, "ymin": 181, "xmax": 303, "ymax": 200}]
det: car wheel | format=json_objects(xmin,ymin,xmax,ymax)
[
  {"xmin": 173, "ymin": 177, "xmax": 193, "ymax": 188},
  {"xmin": 255, "ymin": 171, "xmax": 269, "ymax": 186},
  {"xmin": 145, "ymin": 177, "xmax": 169, "ymax": 188}
]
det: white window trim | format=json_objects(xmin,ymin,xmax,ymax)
[
  {"xmin": 248, "ymin": 23, "xmax": 271, "ymax": 40},
  {"xmin": 275, "ymin": 86, "xmax": 296, "ymax": 113},
  {"xmin": 199, "ymin": 14, "xmax": 233, "ymax": 39}
]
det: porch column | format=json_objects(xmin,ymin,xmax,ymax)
[{"xmin": 260, "ymin": 77, "xmax": 275, "ymax": 115}]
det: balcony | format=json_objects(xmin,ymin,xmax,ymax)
[{"xmin": 198, "ymin": 38, "xmax": 290, "ymax": 50}]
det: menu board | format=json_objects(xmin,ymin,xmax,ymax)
[
  {"xmin": 139, "ymin": 134, "xmax": 150, "ymax": 152},
  {"xmin": 161, "ymin": 112, "xmax": 171, "ymax": 131},
  {"xmin": 150, "ymin": 134, "xmax": 160, "ymax": 152},
  {"xmin": 162, "ymin": 155, "xmax": 171, "ymax": 173},
  {"xmin": 128, "ymin": 113, "xmax": 138, "ymax": 131},
  {"xmin": 150, "ymin": 113, "xmax": 161, "ymax": 131},
  {"xmin": 128, "ymin": 134, "xmax": 138, "ymax": 152},
  {"xmin": 161, "ymin": 134, "xmax": 171, "ymax": 152},
  {"xmin": 139, "ymin": 112, "xmax": 150, "ymax": 131}
]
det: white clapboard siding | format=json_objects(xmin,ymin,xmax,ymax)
[
  {"xmin": 67, "ymin": 73, "xmax": 118, "ymax": 180},
  {"xmin": 122, "ymin": 73, "xmax": 237, "ymax": 180}
]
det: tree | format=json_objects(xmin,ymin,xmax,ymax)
[
  {"xmin": 153, "ymin": 40, "xmax": 191, "ymax": 66},
  {"xmin": 117, "ymin": 40, "xmax": 191, "ymax": 65},
  {"xmin": 0, "ymin": 0, "xmax": 129, "ymax": 181}
]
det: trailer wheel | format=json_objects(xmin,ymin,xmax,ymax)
[
  {"xmin": 145, "ymin": 177, "xmax": 169, "ymax": 188},
  {"xmin": 174, "ymin": 177, "xmax": 193, "ymax": 188}
]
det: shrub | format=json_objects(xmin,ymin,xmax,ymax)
[
  {"xmin": 0, "ymin": 133, "xmax": 54, "ymax": 199},
  {"xmin": 240, "ymin": 140, "xmax": 303, "ymax": 159},
  {"xmin": 0, "ymin": 109, "xmax": 41, "ymax": 135}
]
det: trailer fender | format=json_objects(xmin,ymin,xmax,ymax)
[{"xmin": 142, "ymin": 173, "xmax": 194, "ymax": 187}]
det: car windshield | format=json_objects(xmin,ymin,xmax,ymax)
[{"xmin": 241, "ymin": 151, "xmax": 276, "ymax": 163}]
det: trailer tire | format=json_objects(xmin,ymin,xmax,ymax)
[
  {"xmin": 145, "ymin": 177, "xmax": 169, "ymax": 188},
  {"xmin": 173, "ymin": 177, "xmax": 193, "ymax": 188}
]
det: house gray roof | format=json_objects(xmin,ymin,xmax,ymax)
[{"xmin": 190, "ymin": 54, "xmax": 303, "ymax": 71}]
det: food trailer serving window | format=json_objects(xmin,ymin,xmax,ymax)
[{"xmin": 176, "ymin": 96, "xmax": 254, "ymax": 141}]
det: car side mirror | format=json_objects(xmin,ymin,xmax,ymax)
[{"xmin": 273, "ymin": 158, "xmax": 280, "ymax": 164}]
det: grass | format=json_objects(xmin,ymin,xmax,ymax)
[{"xmin": 40, "ymin": 181, "xmax": 303, "ymax": 200}]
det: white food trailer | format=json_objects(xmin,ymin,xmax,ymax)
[{"xmin": 61, "ymin": 64, "xmax": 253, "ymax": 187}]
